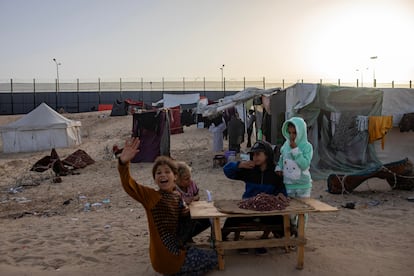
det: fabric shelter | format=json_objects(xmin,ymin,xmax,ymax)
[{"xmin": 0, "ymin": 102, "xmax": 82, "ymax": 153}]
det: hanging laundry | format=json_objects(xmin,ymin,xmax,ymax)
[{"xmin": 368, "ymin": 116, "xmax": 393, "ymax": 149}]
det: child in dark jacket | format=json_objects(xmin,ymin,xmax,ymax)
[{"xmin": 222, "ymin": 140, "xmax": 288, "ymax": 255}]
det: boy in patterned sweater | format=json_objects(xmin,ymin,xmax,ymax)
[{"xmin": 118, "ymin": 137, "xmax": 217, "ymax": 275}]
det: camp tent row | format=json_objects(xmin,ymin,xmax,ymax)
[
  {"xmin": 199, "ymin": 84, "xmax": 414, "ymax": 180},
  {"xmin": 0, "ymin": 103, "xmax": 82, "ymax": 153},
  {"xmin": 3, "ymin": 87, "xmax": 412, "ymax": 171}
]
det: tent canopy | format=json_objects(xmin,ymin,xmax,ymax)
[
  {"xmin": 200, "ymin": 87, "xmax": 280, "ymax": 117},
  {"xmin": 163, "ymin": 93, "xmax": 200, "ymax": 108},
  {"xmin": 281, "ymin": 83, "xmax": 409, "ymax": 180},
  {"xmin": 0, "ymin": 102, "xmax": 82, "ymax": 153},
  {"xmin": 1, "ymin": 102, "xmax": 81, "ymax": 131}
]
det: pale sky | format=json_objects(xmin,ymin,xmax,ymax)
[{"xmin": 0, "ymin": 0, "xmax": 413, "ymax": 83}]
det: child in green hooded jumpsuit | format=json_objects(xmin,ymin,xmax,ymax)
[{"xmin": 275, "ymin": 117, "xmax": 313, "ymax": 234}]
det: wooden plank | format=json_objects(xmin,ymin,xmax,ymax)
[
  {"xmin": 190, "ymin": 199, "xmax": 337, "ymax": 220},
  {"xmin": 214, "ymin": 198, "xmax": 315, "ymax": 216},
  {"xmin": 189, "ymin": 201, "xmax": 228, "ymax": 218},
  {"xmin": 283, "ymin": 215, "xmax": 291, "ymax": 253},
  {"xmin": 296, "ymin": 214, "xmax": 305, "ymax": 270},
  {"xmin": 216, "ymin": 238, "xmax": 306, "ymax": 250},
  {"xmin": 212, "ymin": 217, "xmax": 225, "ymax": 270},
  {"xmin": 299, "ymin": 198, "xmax": 338, "ymax": 212}
]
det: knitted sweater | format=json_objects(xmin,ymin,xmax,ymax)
[{"xmin": 118, "ymin": 162, "xmax": 186, "ymax": 275}]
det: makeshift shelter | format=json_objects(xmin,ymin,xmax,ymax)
[
  {"xmin": 0, "ymin": 102, "xmax": 82, "ymax": 153},
  {"xmin": 110, "ymin": 99, "xmax": 128, "ymax": 116},
  {"xmin": 270, "ymin": 83, "xmax": 414, "ymax": 180},
  {"xmin": 180, "ymin": 103, "xmax": 197, "ymax": 127},
  {"xmin": 125, "ymin": 99, "xmax": 147, "ymax": 114},
  {"xmin": 131, "ymin": 109, "xmax": 170, "ymax": 162}
]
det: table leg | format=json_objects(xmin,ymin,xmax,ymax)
[
  {"xmin": 296, "ymin": 214, "xmax": 305, "ymax": 270},
  {"xmin": 283, "ymin": 215, "xmax": 291, "ymax": 253},
  {"xmin": 213, "ymin": 217, "xmax": 225, "ymax": 270}
]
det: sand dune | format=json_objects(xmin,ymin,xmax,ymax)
[{"xmin": 0, "ymin": 111, "xmax": 413, "ymax": 276}]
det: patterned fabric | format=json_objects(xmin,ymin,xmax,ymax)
[
  {"xmin": 151, "ymin": 190, "xmax": 188, "ymax": 255},
  {"xmin": 170, "ymin": 246, "xmax": 218, "ymax": 276},
  {"xmin": 176, "ymin": 180, "xmax": 199, "ymax": 204}
]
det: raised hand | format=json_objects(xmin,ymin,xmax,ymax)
[{"xmin": 119, "ymin": 137, "xmax": 140, "ymax": 164}]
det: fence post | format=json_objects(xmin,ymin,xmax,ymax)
[
  {"xmin": 410, "ymin": 80, "xmax": 412, "ymax": 89},
  {"xmin": 374, "ymin": 79, "xmax": 376, "ymax": 88},
  {"xmin": 263, "ymin": 77, "xmax": 265, "ymax": 89},
  {"xmin": 77, "ymin": 78, "xmax": 80, "ymax": 113},
  {"xmin": 55, "ymin": 78, "xmax": 58, "ymax": 110},
  {"xmin": 282, "ymin": 79, "xmax": 284, "ymax": 89},
  {"xmin": 120, "ymin": 78, "xmax": 123, "ymax": 98},
  {"xmin": 10, "ymin": 78, "xmax": 14, "ymax": 115},
  {"xmin": 33, "ymin": 78, "xmax": 36, "ymax": 108},
  {"xmin": 301, "ymin": 79, "xmax": 303, "ymax": 84},
  {"xmin": 320, "ymin": 79, "xmax": 322, "ymax": 85},
  {"xmin": 392, "ymin": 80, "xmax": 394, "ymax": 88},
  {"xmin": 224, "ymin": 77, "xmax": 226, "ymax": 96},
  {"xmin": 338, "ymin": 79, "xmax": 340, "ymax": 86},
  {"xmin": 98, "ymin": 78, "xmax": 101, "ymax": 105},
  {"xmin": 356, "ymin": 79, "xmax": 359, "ymax": 88},
  {"xmin": 243, "ymin": 77, "xmax": 246, "ymax": 90}
]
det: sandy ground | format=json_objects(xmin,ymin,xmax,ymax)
[{"xmin": 0, "ymin": 111, "xmax": 413, "ymax": 276}]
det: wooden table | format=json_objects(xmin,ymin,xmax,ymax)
[{"xmin": 189, "ymin": 198, "xmax": 338, "ymax": 270}]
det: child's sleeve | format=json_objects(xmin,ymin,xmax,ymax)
[
  {"xmin": 291, "ymin": 143, "xmax": 313, "ymax": 170},
  {"xmin": 223, "ymin": 161, "xmax": 243, "ymax": 180},
  {"xmin": 118, "ymin": 161, "xmax": 154, "ymax": 206}
]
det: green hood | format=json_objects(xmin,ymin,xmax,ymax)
[{"xmin": 281, "ymin": 117, "xmax": 308, "ymax": 146}]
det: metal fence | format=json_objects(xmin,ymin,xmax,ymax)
[
  {"xmin": 1, "ymin": 77, "xmax": 412, "ymax": 93},
  {"xmin": 0, "ymin": 77, "xmax": 412, "ymax": 115}
]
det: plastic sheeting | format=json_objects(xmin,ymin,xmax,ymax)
[
  {"xmin": 200, "ymin": 87, "xmax": 280, "ymax": 117},
  {"xmin": 381, "ymin": 88, "xmax": 414, "ymax": 126},
  {"xmin": 163, "ymin": 93, "xmax": 200, "ymax": 108},
  {"xmin": 287, "ymin": 84, "xmax": 384, "ymax": 180}
]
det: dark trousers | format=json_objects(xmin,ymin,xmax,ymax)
[
  {"xmin": 191, "ymin": 218, "xmax": 211, "ymax": 238},
  {"xmin": 247, "ymin": 127, "xmax": 253, "ymax": 147}
]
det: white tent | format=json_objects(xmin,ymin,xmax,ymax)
[
  {"xmin": 163, "ymin": 93, "xmax": 200, "ymax": 108},
  {"xmin": 0, "ymin": 103, "xmax": 82, "ymax": 153}
]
